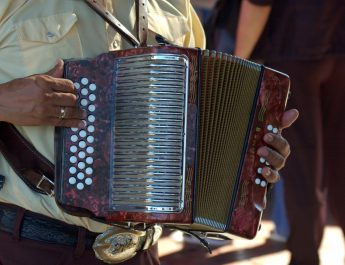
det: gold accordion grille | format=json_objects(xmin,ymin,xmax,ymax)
[{"xmin": 194, "ymin": 50, "xmax": 262, "ymax": 231}]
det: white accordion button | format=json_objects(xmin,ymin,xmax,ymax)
[
  {"xmin": 88, "ymin": 105, "xmax": 96, "ymax": 112},
  {"xmin": 71, "ymin": 127, "xmax": 78, "ymax": 132},
  {"xmin": 257, "ymin": 167, "xmax": 263, "ymax": 174},
  {"xmin": 68, "ymin": 177, "xmax": 77, "ymax": 185},
  {"xmin": 260, "ymin": 180, "xmax": 267, "ymax": 187},
  {"xmin": 79, "ymin": 130, "xmax": 87, "ymax": 138},
  {"xmin": 259, "ymin": 157, "xmax": 266, "ymax": 164},
  {"xmin": 273, "ymin": 127, "xmax": 279, "ymax": 134},
  {"xmin": 69, "ymin": 156, "xmax": 77, "ymax": 164},
  {"xmin": 74, "ymin": 82, "xmax": 80, "ymax": 90},
  {"xmin": 78, "ymin": 162, "xmax": 86, "ymax": 170},
  {"xmin": 77, "ymin": 182, "xmax": 84, "ymax": 190},
  {"xmin": 255, "ymin": 178, "xmax": 261, "ymax": 185},
  {"xmin": 267, "ymin": 124, "xmax": 273, "ymax": 131},
  {"xmin": 88, "ymin": 115, "xmax": 95, "ymax": 123},
  {"xmin": 77, "ymin": 172, "xmax": 85, "ymax": 180},
  {"xmin": 81, "ymin": 78, "xmax": 89, "ymax": 85},
  {"xmin": 86, "ymin": 146, "xmax": 94, "ymax": 154},
  {"xmin": 79, "ymin": 141, "xmax": 86, "ymax": 149},
  {"xmin": 87, "ymin": 125, "xmax": 95, "ymax": 133},
  {"xmin": 78, "ymin": 151, "xmax": 86, "ymax": 159},
  {"xmin": 81, "ymin": 88, "xmax": 89, "ymax": 96},
  {"xmin": 89, "ymin": 83, "xmax": 97, "ymax": 91},
  {"xmin": 87, "ymin": 136, "xmax": 94, "ymax": 143},
  {"xmin": 80, "ymin": 99, "xmax": 88, "ymax": 107},
  {"xmin": 70, "ymin": 146, "xmax": 77, "ymax": 153},
  {"xmin": 85, "ymin": 178, "xmax": 93, "ymax": 185},
  {"xmin": 69, "ymin": 167, "xmax": 77, "ymax": 174},
  {"xmin": 89, "ymin": 94, "xmax": 96, "ymax": 102},
  {"xmin": 85, "ymin": 167, "xmax": 93, "ymax": 175},
  {"xmin": 86, "ymin": 157, "xmax": 94, "ymax": 164},
  {"xmin": 71, "ymin": 135, "xmax": 78, "ymax": 142}
]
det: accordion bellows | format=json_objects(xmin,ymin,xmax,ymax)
[{"xmin": 55, "ymin": 46, "xmax": 290, "ymax": 239}]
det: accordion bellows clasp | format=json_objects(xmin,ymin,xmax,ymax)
[{"xmin": 55, "ymin": 45, "xmax": 290, "ymax": 239}]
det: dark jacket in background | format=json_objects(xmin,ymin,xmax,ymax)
[{"xmin": 250, "ymin": 0, "xmax": 345, "ymax": 61}]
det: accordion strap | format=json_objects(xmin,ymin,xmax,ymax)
[
  {"xmin": 135, "ymin": 0, "xmax": 148, "ymax": 47},
  {"xmin": 0, "ymin": 122, "xmax": 55, "ymax": 196},
  {"xmin": 84, "ymin": 0, "xmax": 148, "ymax": 47}
]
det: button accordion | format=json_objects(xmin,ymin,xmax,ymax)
[{"xmin": 55, "ymin": 45, "xmax": 290, "ymax": 239}]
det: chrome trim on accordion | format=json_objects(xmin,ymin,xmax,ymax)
[{"xmin": 110, "ymin": 54, "xmax": 189, "ymax": 213}]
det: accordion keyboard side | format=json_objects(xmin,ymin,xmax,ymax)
[
  {"xmin": 186, "ymin": 51, "xmax": 290, "ymax": 239},
  {"xmin": 229, "ymin": 67, "xmax": 290, "ymax": 239},
  {"xmin": 56, "ymin": 47, "xmax": 200, "ymax": 223},
  {"xmin": 55, "ymin": 54, "xmax": 116, "ymax": 217}
]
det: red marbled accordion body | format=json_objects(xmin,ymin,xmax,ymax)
[{"xmin": 55, "ymin": 46, "xmax": 290, "ymax": 239}]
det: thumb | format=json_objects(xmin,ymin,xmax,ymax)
[
  {"xmin": 280, "ymin": 109, "xmax": 299, "ymax": 130},
  {"xmin": 45, "ymin": 59, "xmax": 64, "ymax": 78}
]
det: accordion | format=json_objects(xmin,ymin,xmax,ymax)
[{"xmin": 55, "ymin": 45, "xmax": 290, "ymax": 239}]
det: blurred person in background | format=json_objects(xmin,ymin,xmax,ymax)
[
  {"xmin": 234, "ymin": 1, "xmax": 345, "ymax": 265},
  {"xmin": 204, "ymin": 0, "xmax": 241, "ymax": 53},
  {"xmin": 191, "ymin": 0, "xmax": 217, "ymax": 24}
]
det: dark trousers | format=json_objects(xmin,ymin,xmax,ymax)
[
  {"xmin": 268, "ymin": 57, "xmax": 345, "ymax": 265},
  {"xmin": 0, "ymin": 204, "xmax": 160, "ymax": 265}
]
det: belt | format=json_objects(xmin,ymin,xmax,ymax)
[
  {"xmin": 0, "ymin": 203, "xmax": 162, "ymax": 264},
  {"xmin": 0, "ymin": 203, "xmax": 98, "ymax": 248}
]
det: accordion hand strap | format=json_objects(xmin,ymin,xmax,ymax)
[{"xmin": 84, "ymin": 0, "xmax": 148, "ymax": 47}]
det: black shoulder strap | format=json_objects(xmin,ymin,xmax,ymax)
[{"xmin": 0, "ymin": 122, "xmax": 55, "ymax": 195}]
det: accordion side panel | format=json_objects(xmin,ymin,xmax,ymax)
[
  {"xmin": 55, "ymin": 53, "xmax": 116, "ymax": 217},
  {"xmin": 229, "ymin": 67, "xmax": 290, "ymax": 239}
]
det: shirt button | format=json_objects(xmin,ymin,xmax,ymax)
[{"xmin": 47, "ymin": 32, "xmax": 55, "ymax": 38}]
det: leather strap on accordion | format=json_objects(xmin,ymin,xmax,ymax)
[
  {"xmin": 84, "ymin": 0, "xmax": 148, "ymax": 47},
  {"xmin": 0, "ymin": 122, "xmax": 55, "ymax": 196},
  {"xmin": 136, "ymin": 0, "xmax": 148, "ymax": 47}
]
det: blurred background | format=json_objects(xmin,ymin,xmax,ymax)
[
  {"xmin": 157, "ymin": 201, "xmax": 345, "ymax": 265},
  {"xmin": 157, "ymin": 1, "xmax": 345, "ymax": 264}
]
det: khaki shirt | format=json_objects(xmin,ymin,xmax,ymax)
[{"xmin": 0, "ymin": 0, "xmax": 205, "ymax": 233}]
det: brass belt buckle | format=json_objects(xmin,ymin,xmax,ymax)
[{"xmin": 92, "ymin": 225, "xmax": 162, "ymax": 264}]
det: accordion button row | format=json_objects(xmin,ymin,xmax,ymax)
[
  {"xmin": 66, "ymin": 79, "xmax": 98, "ymax": 191},
  {"xmin": 255, "ymin": 123, "xmax": 280, "ymax": 188},
  {"xmin": 267, "ymin": 124, "xmax": 279, "ymax": 134}
]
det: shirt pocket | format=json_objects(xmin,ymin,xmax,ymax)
[
  {"xmin": 147, "ymin": 5, "xmax": 190, "ymax": 46},
  {"xmin": 15, "ymin": 12, "xmax": 83, "ymax": 76}
]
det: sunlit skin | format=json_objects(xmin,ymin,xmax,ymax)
[{"xmin": 0, "ymin": 59, "xmax": 299, "ymax": 184}]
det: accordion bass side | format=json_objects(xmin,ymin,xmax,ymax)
[{"xmin": 55, "ymin": 45, "xmax": 290, "ymax": 239}]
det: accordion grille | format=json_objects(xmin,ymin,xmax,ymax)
[
  {"xmin": 110, "ymin": 54, "xmax": 189, "ymax": 213},
  {"xmin": 195, "ymin": 51, "xmax": 262, "ymax": 230}
]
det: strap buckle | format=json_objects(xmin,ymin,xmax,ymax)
[{"xmin": 36, "ymin": 174, "xmax": 55, "ymax": 197}]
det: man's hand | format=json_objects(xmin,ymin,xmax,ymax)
[
  {"xmin": 0, "ymin": 59, "xmax": 85, "ymax": 127},
  {"xmin": 257, "ymin": 109, "xmax": 299, "ymax": 183}
]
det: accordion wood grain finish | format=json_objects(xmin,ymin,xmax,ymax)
[{"xmin": 55, "ymin": 45, "xmax": 290, "ymax": 239}]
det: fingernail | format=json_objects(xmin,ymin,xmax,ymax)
[
  {"xmin": 257, "ymin": 147, "xmax": 268, "ymax": 157},
  {"xmin": 264, "ymin": 134, "xmax": 273, "ymax": 143},
  {"xmin": 78, "ymin": 120, "xmax": 86, "ymax": 128},
  {"xmin": 264, "ymin": 167, "xmax": 271, "ymax": 177}
]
